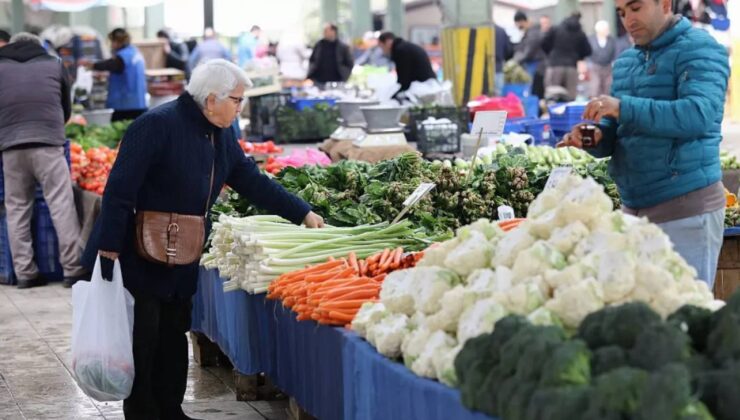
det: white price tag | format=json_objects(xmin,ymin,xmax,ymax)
[
  {"xmin": 545, "ymin": 166, "xmax": 574, "ymax": 190},
  {"xmin": 403, "ymin": 183, "xmax": 436, "ymax": 207},
  {"xmin": 393, "ymin": 183, "xmax": 436, "ymax": 224},
  {"xmin": 471, "ymin": 111, "xmax": 508, "ymax": 139},
  {"xmin": 497, "ymin": 205, "xmax": 516, "ymax": 221}
]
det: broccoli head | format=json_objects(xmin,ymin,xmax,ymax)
[
  {"xmin": 513, "ymin": 327, "xmax": 568, "ymax": 382},
  {"xmin": 583, "ymin": 366, "xmax": 649, "ymax": 417},
  {"xmin": 578, "ymin": 302, "xmax": 661, "ymax": 350},
  {"xmin": 706, "ymin": 308, "xmax": 740, "ymax": 365},
  {"xmin": 629, "ymin": 323, "xmax": 692, "ymax": 371},
  {"xmin": 634, "ymin": 364, "xmax": 696, "ymax": 420},
  {"xmin": 455, "ymin": 332, "xmax": 496, "ymax": 405},
  {"xmin": 668, "ymin": 305, "xmax": 713, "ymax": 352},
  {"xmin": 694, "ymin": 362, "xmax": 740, "ymax": 420},
  {"xmin": 524, "ymin": 386, "xmax": 591, "ymax": 420},
  {"xmin": 540, "ymin": 340, "xmax": 592, "ymax": 387},
  {"xmin": 591, "ymin": 345, "xmax": 628, "ymax": 376},
  {"xmin": 496, "ymin": 377, "xmax": 537, "ymax": 420}
]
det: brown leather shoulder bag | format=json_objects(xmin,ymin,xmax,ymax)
[{"xmin": 135, "ymin": 134, "xmax": 215, "ymax": 267}]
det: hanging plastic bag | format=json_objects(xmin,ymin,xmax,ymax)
[{"xmin": 71, "ymin": 256, "xmax": 135, "ymax": 401}]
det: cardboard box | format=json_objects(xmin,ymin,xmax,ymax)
[
  {"xmin": 714, "ymin": 236, "xmax": 740, "ymax": 300},
  {"xmin": 134, "ymin": 40, "xmax": 166, "ymax": 69}
]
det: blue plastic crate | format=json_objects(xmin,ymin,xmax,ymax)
[
  {"xmin": 549, "ymin": 103, "xmax": 588, "ymax": 132},
  {"xmin": 504, "ymin": 117, "xmax": 532, "ymax": 135},
  {"xmin": 524, "ymin": 119, "xmax": 551, "ymax": 145},
  {"xmin": 502, "ymin": 84, "xmax": 531, "ymax": 99},
  {"xmin": 32, "ymin": 199, "xmax": 63, "ymax": 281},
  {"xmin": 0, "ymin": 209, "xmax": 15, "ymax": 285},
  {"xmin": 289, "ymin": 98, "xmax": 337, "ymax": 111},
  {"xmin": 523, "ymin": 96, "xmax": 540, "ymax": 118}
]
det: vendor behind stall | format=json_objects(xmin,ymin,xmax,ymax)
[
  {"xmin": 378, "ymin": 32, "xmax": 436, "ymax": 100},
  {"xmin": 88, "ymin": 28, "xmax": 147, "ymax": 122}
]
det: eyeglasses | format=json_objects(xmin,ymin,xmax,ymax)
[{"xmin": 228, "ymin": 95, "xmax": 245, "ymax": 105}]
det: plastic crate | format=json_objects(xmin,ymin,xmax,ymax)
[
  {"xmin": 0, "ymin": 209, "xmax": 15, "ymax": 285},
  {"xmin": 417, "ymin": 121, "xmax": 461, "ymax": 155},
  {"xmin": 524, "ymin": 119, "xmax": 551, "ymax": 145},
  {"xmin": 549, "ymin": 103, "xmax": 587, "ymax": 133},
  {"xmin": 248, "ymin": 92, "xmax": 290, "ymax": 140},
  {"xmin": 32, "ymin": 199, "xmax": 63, "ymax": 281},
  {"xmin": 504, "ymin": 117, "xmax": 531, "ymax": 135},
  {"xmin": 502, "ymin": 84, "xmax": 531, "ymax": 98},
  {"xmin": 407, "ymin": 106, "xmax": 470, "ymax": 143},
  {"xmin": 523, "ymin": 96, "xmax": 540, "ymax": 118},
  {"xmin": 289, "ymin": 97, "xmax": 337, "ymax": 111}
]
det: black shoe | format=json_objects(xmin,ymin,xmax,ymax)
[
  {"xmin": 63, "ymin": 273, "xmax": 91, "ymax": 288},
  {"xmin": 16, "ymin": 277, "xmax": 48, "ymax": 289}
]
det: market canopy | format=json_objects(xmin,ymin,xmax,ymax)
[{"xmin": 25, "ymin": 0, "xmax": 163, "ymax": 12}]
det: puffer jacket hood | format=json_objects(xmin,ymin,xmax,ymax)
[
  {"xmin": 0, "ymin": 41, "xmax": 48, "ymax": 62},
  {"xmin": 563, "ymin": 16, "xmax": 582, "ymax": 32}
]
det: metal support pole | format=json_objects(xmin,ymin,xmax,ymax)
[
  {"xmin": 204, "ymin": 0, "xmax": 214, "ymax": 30},
  {"xmin": 602, "ymin": 0, "xmax": 617, "ymax": 36},
  {"xmin": 321, "ymin": 0, "xmax": 339, "ymax": 25},
  {"xmin": 350, "ymin": 0, "xmax": 372, "ymax": 39},
  {"xmin": 555, "ymin": 0, "xmax": 579, "ymax": 23},
  {"xmin": 385, "ymin": 0, "xmax": 404, "ymax": 36},
  {"xmin": 11, "ymin": 0, "xmax": 24, "ymax": 34},
  {"xmin": 145, "ymin": 3, "xmax": 165, "ymax": 39}
]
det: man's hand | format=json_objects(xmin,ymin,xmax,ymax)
[
  {"xmin": 583, "ymin": 95, "xmax": 620, "ymax": 122},
  {"xmin": 556, "ymin": 124, "xmax": 603, "ymax": 149},
  {"xmin": 303, "ymin": 211, "xmax": 325, "ymax": 228},
  {"xmin": 79, "ymin": 60, "xmax": 94, "ymax": 70}
]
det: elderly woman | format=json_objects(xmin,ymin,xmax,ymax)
[{"xmin": 83, "ymin": 59, "xmax": 323, "ymax": 420}]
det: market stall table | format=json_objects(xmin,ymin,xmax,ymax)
[{"xmin": 319, "ymin": 139, "xmax": 417, "ymax": 163}]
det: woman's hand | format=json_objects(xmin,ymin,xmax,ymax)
[
  {"xmin": 583, "ymin": 95, "xmax": 620, "ymax": 122},
  {"xmin": 303, "ymin": 211, "xmax": 325, "ymax": 228},
  {"xmin": 98, "ymin": 251, "xmax": 119, "ymax": 282},
  {"xmin": 556, "ymin": 124, "xmax": 603, "ymax": 149},
  {"xmin": 99, "ymin": 250, "xmax": 119, "ymax": 260}
]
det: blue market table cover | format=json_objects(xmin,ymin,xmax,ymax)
[{"xmin": 192, "ymin": 268, "xmax": 495, "ymax": 420}]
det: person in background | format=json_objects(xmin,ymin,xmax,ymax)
[
  {"xmin": 187, "ymin": 27, "xmax": 231, "ymax": 70},
  {"xmin": 378, "ymin": 31, "xmax": 436, "ymax": 98},
  {"xmin": 0, "ymin": 29, "xmax": 10, "ymax": 48},
  {"xmin": 513, "ymin": 11, "xmax": 547, "ymax": 99},
  {"xmin": 355, "ymin": 31, "xmax": 393, "ymax": 69},
  {"xmin": 307, "ymin": 23, "xmax": 354, "ymax": 86},
  {"xmin": 0, "ymin": 33, "xmax": 88, "ymax": 289},
  {"xmin": 89, "ymin": 28, "xmax": 147, "ymax": 122},
  {"xmin": 542, "ymin": 12, "xmax": 592, "ymax": 100},
  {"xmin": 83, "ymin": 59, "xmax": 323, "ymax": 419},
  {"xmin": 157, "ymin": 29, "xmax": 189, "ymax": 73},
  {"xmin": 539, "ymin": 15, "xmax": 552, "ymax": 34},
  {"xmin": 588, "ymin": 20, "xmax": 618, "ymax": 97},
  {"xmin": 559, "ymin": 0, "xmax": 729, "ymax": 286},
  {"xmin": 237, "ymin": 25, "xmax": 261, "ymax": 68},
  {"xmin": 277, "ymin": 31, "xmax": 310, "ymax": 84},
  {"xmin": 494, "ymin": 24, "xmax": 514, "ymax": 96}
]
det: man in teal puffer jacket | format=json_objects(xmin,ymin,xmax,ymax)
[{"xmin": 560, "ymin": 0, "xmax": 730, "ymax": 287}]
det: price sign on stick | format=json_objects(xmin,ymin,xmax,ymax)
[
  {"xmin": 393, "ymin": 183, "xmax": 436, "ymax": 224},
  {"xmin": 467, "ymin": 111, "xmax": 508, "ymax": 183},
  {"xmin": 545, "ymin": 166, "xmax": 574, "ymax": 190}
]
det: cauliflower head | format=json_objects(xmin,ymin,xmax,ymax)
[
  {"xmin": 547, "ymin": 221, "xmax": 590, "ymax": 256},
  {"xmin": 435, "ymin": 343, "xmax": 463, "ymax": 387},
  {"xmin": 492, "ymin": 227, "xmax": 536, "ymax": 268},
  {"xmin": 418, "ymin": 238, "xmax": 460, "ymax": 267},
  {"xmin": 444, "ymin": 230, "xmax": 495, "ymax": 277},
  {"xmin": 511, "ymin": 241, "xmax": 568, "ymax": 281},
  {"xmin": 545, "ymin": 278, "xmax": 605, "ymax": 329},
  {"xmin": 526, "ymin": 306, "xmax": 563, "ymax": 327},
  {"xmin": 414, "ymin": 268, "xmax": 462, "ymax": 315},
  {"xmin": 503, "ymin": 281, "xmax": 546, "ymax": 315},
  {"xmin": 411, "ymin": 331, "xmax": 457, "ymax": 379},
  {"xmin": 457, "ymin": 298, "xmax": 509, "ymax": 344},
  {"xmin": 425, "ymin": 285, "xmax": 478, "ymax": 333},
  {"xmin": 370, "ymin": 313, "xmax": 410, "ymax": 358},
  {"xmin": 380, "ymin": 269, "xmax": 419, "ymax": 315},
  {"xmin": 583, "ymin": 250, "xmax": 637, "ymax": 303},
  {"xmin": 352, "ymin": 302, "xmax": 388, "ymax": 338},
  {"xmin": 402, "ymin": 326, "xmax": 432, "ymax": 368}
]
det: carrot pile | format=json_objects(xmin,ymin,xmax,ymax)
[
  {"xmin": 498, "ymin": 218, "xmax": 526, "ymax": 232},
  {"xmin": 266, "ymin": 248, "xmax": 423, "ymax": 326}
]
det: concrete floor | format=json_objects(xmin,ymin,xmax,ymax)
[{"xmin": 0, "ymin": 283, "xmax": 288, "ymax": 420}]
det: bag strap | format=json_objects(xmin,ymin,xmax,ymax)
[{"xmin": 204, "ymin": 133, "xmax": 216, "ymax": 216}]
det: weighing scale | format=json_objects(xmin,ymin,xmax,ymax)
[
  {"xmin": 330, "ymin": 100, "xmax": 377, "ymax": 142},
  {"xmin": 353, "ymin": 125, "xmax": 408, "ymax": 148}
]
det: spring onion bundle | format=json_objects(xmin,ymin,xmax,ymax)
[{"xmin": 201, "ymin": 215, "xmax": 430, "ymax": 294}]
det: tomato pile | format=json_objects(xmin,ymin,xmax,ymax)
[
  {"xmin": 70, "ymin": 142, "xmax": 117, "ymax": 195},
  {"xmin": 264, "ymin": 156, "xmax": 287, "ymax": 175},
  {"xmin": 238, "ymin": 140, "xmax": 284, "ymax": 155}
]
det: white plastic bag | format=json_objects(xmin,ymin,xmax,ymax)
[
  {"xmin": 71, "ymin": 257, "xmax": 135, "ymax": 401},
  {"xmin": 73, "ymin": 66, "xmax": 94, "ymax": 95}
]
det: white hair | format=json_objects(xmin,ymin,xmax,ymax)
[
  {"xmin": 10, "ymin": 32, "xmax": 43, "ymax": 45},
  {"xmin": 186, "ymin": 59, "xmax": 253, "ymax": 107}
]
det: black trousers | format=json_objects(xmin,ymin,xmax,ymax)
[
  {"xmin": 112, "ymin": 109, "xmax": 147, "ymax": 122},
  {"xmin": 123, "ymin": 291, "xmax": 192, "ymax": 420}
]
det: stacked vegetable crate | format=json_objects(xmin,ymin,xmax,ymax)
[
  {"xmin": 417, "ymin": 121, "xmax": 462, "ymax": 155},
  {"xmin": 548, "ymin": 103, "xmax": 587, "ymax": 139},
  {"xmin": 274, "ymin": 102, "xmax": 340, "ymax": 144},
  {"xmin": 714, "ymin": 235, "xmax": 740, "ymax": 300},
  {"xmin": 407, "ymin": 106, "xmax": 470, "ymax": 144},
  {"xmin": 247, "ymin": 92, "xmax": 290, "ymax": 141}
]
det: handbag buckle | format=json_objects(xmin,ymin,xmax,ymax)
[
  {"xmin": 167, "ymin": 223, "xmax": 180, "ymax": 233},
  {"xmin": 166, "ymin": 247, "xmax": 177, "ymax": 257}
]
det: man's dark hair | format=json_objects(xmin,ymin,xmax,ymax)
[
  {"xmin": 108, "ymin": 28, "xmax": 130, "ymax": 45},
  {"xmin": 0, "ymin": 29, "xmax": 10, "ymax": 43},
  {"xmin": 250, "ymin": 25, "xmax": 261, "ymax": 32},
  {"xmin": 378, "ymin": 31, "xmax": 395, "ymax": 43},
  {"xmin": 514, "ymin": 10, "xmax": 528, "ymax": 23},
  {"xmin": 156, "ymin": 29, "xmax": 170, "ymax": 39},
  {"xmin": 326, "ymin": 23, "xmax": 338, "ymax": 34}
]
